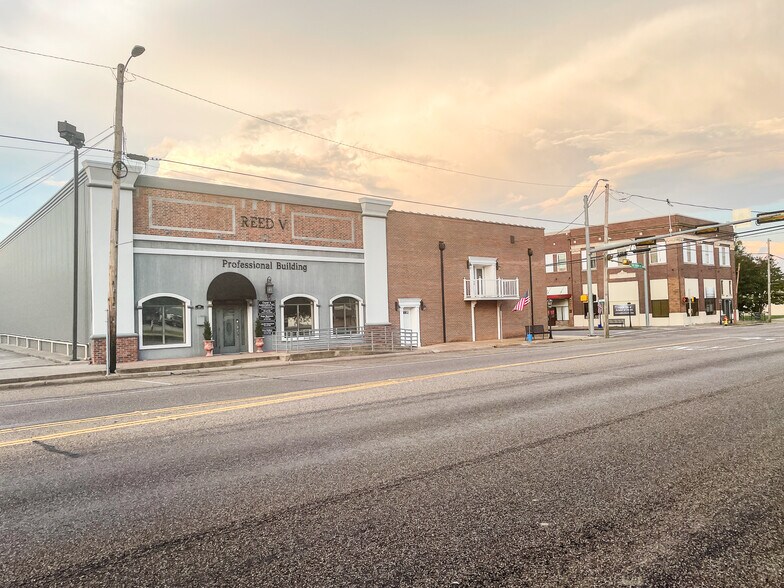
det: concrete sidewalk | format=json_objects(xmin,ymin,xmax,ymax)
[{"xmin": 0, "ymin": 335, "xmax": 568, "ymax": 389}]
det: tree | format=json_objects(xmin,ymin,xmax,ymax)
[{"xmin": 735, "ymin": 241, "xmax": 784, "ymax": 314}]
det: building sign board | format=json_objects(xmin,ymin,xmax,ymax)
[
  {"xmin": 258, "ymin": 300, "xmax": 277, "ymax": 335},
  {"xmin": 613, "ymin": 304, "xmax": 637, "ymax": 316}
]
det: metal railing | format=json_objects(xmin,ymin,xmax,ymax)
[
  {"xmin": 271, "ymin": 326, "xmax": 419, "ymax": 353},
  {"xmin": 0, "ymin": 334, "xmax": 89, "ymax": 360},
  {"xmin": 463, "ymin": 278, "xmax": 519, "ymax": 300}
]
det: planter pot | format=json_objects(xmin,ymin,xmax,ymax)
[
  {"xmin": 255, "ymin": 336, "xmax": 264, "ymax": 352},
  {"xmin": 204, "ymin": 340, "xmax": 214, "ymax": 357}
]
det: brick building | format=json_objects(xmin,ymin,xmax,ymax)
[
  {"xmin": 0, "ymin": 161, "xmax": 547, "ymax": 363},
  {"xmin": 543, "ymin": 215, "xmax": 737, "ymax": 327},
  {"xmin": 386, "ymin": 212, "xmax": 547, "ymax": 346}
]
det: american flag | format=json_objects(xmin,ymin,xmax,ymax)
[{"xmin": 513, "ymin": 291, "xmax": 530, "ymax": 312}]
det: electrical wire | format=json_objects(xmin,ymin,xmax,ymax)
[
  {"xmin": 0, "ymin": 44, "xmax": 594, "ymax": 190},
  {"xmin": 0, "ymin": 44, "xmax": 111, "ymax": 71},
  {"xmin": 0, "ymin": 130, "xmax": 114, "ymax": 207},
  {"xmin": 611, "ymin": 188, "xmax": 738, "ymax": 213}
]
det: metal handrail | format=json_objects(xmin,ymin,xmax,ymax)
[
  {"xmin": 463, "ymin": 278, "xmax": 519, "ymax": 299},
  {"xmin": 0, "ymin": 333, "xmax": 90, "ymax": 360},
  {"xmin": 270, "ymin": 326, "xmax": 418, "ymax": 353}
]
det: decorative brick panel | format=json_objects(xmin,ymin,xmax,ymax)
[
  {"xmin": 91, "ymin": 336, "xmax": 139, "ymax": 364},
  {"xmin": 134, "ymin": 187, "xmax": 363, "ymax": 249}
]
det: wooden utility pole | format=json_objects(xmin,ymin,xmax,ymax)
[{"xmin": 107, "ymin": 61, "xmax": 125, "ymax": 374}]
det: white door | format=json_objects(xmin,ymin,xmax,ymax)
[
  {"xmin": 474, "ymin": 267, "xmax": 484, "ymax": 297},
  {"xmin": 398, "ymin": 299, "xmax": 421, "ymax": 347}
]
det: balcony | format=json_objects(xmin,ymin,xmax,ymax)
[{"xmin": 463, "ymin": 278, "xmax": 520, "ymax": 300}]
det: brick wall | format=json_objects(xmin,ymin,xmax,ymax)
[
  {"xmin": 134, "ymin": 187, "xmax": 363, "ymax": 249},
  {"xmin": 91, "ymin": 336, "xmax": 139, "ymax": 365},
  {"xmin": 386, "ymin": 212, "xmax": 547, "ymax": 345},
  {"xmin": 545, "ymin": 214, "xmax": 737, "ymax": 324}
]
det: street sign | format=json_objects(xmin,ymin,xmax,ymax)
[{"xmin": 630, "ymin": 262, "xmax": 644, "ymax": 269}]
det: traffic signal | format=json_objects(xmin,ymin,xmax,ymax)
[
  {"xmin": 621, "ymin": 258, "xmax": 632, "ymax": 266},
  {"xmin": 756, "ymin": 210, "xmax": 784, "ymax": 225}
]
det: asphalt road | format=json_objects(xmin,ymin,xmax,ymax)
[{"xmin": 1, "ymin": 325, "xmax": 782, "ymax": 587}]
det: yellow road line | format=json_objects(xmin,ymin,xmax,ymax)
[{"xmin": 0, "ymin": 336, "xmax": 735, "ymax": 449}]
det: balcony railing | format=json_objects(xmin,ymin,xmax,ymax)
[{"xmin": 463, "ymin": 278, "xmax": 519, "ymax": 300}]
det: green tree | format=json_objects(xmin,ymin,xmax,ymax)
[{"xmin": 735, "ymin": 241, "xmax": 784, "ymax": 314}]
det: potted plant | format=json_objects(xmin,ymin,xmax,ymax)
[
  {"xmin": 254, "ymin": 314, "xmax": 265, "ymax": 351},
  {"xmin": 203, "ymin": 319, "xmax": 214, "ymax": 357}
]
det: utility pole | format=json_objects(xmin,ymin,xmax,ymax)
[
  {"xmin": 643, "ymin": 251, "xmax": 651, "ymax": 327},
  {"xmin": 107, "ymin": 46, "xmax": 144, "ymax": 374},
  {"xmin": 603, "ymin": 182, "xmax": 610, "ymax": 338},
  {"xmin": 768, "ymin": 238, "xmax": 772, "ymax": 323},
  {"xmin": 584, "ymin": 194, "xmax": 595, "ymax": 336}
]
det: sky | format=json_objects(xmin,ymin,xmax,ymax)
[{"xmin": 1, "ymin": 0, "xmax": 782, "ymax": 263}]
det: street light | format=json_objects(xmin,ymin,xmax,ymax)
[
  {"xmin": 107, "ymin": 45, "xmax": 145, "ymax": 374},
  {"xmin": 58, "ymin": 121, "xmax": 85, "ymax": 361}
]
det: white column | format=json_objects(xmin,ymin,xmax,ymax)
[
  {"xmin": 359, "ymin": 197, "xmax": 393, "ymax": 325},
  {"xmin": 471, "ymin": 301, "xmax": 477, "ymax": 342},
  {"xmin": 497, "ymin": 301, "xmax": 502, "ymax": 339},
  {"xmin": 85, "ymin": 161, "xmax": 140, "ymax": 337}
]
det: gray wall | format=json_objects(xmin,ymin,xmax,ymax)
[
  {"xmin": 133, "ymin": 240, "xmax": 364, "ymax": 359},
  {"xmin": 0, "ymin": 176, "xmax": 91, "ymax": 345}
]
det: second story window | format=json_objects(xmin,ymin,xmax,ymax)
[
  {"xmin": 649, "ymin": 241, "xmax": 667, "ymax": 264},
  {"xmin": 701, "ymin": 243, "xmax": 714, "ymax": 265},
  {"xmin": 683, "ymin": 241, "xmax": 697, "ymax": 264},
  {"xmin": 581, "ymin": 249, "xmax": 597, "ymax": 271},
  {"xmin": 718, "ymin": 245, "xmax": 731, "ymax": 267},
  {"xmin": 545, "ymin": 252, "xmax": 567, "ymax": 273}
]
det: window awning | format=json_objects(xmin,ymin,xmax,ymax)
[{"xmin": 547, "ymin": 294, "xmax": 571, "ymax": 300}]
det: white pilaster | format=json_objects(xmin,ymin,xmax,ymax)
[
  {"xmin": 359, "ymin": 197, "xmax": 393, "ymax": 325},
  {"xmin": 85, "ymin": 161, "xmax": 140, "ymax": 337}
]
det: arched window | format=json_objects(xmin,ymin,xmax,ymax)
[
  {"xmin": 282, "ymin": 295, "xmax": 318, "ymax": 335},
  {"xmin": 138, "ymin": 294, "xmax": 191, "ymax": 348},
  {"xmin": 330, "ymin": 295, "xmax": 362, "ymax": 333}
]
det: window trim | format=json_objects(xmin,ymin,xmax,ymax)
[
  {"xmin": 649, "ymin": 241, "xmax": 667, "ymax": 265},
  {"xmin": 281, "ymin": 293, "xmax": 319, "ymax": 339},
  {"xmin": 683, "ymin": 240, "xmax": 697, "ymax": 264},
  {"xmin": 701, "ymin": 243, "xmax": 714, "ymax": 265},
  {"xmin": 717, "ymin": 244, "xmax": 731, "ymax": 267},
  {"xmin": 137, "ymin": 293, "xmax": 192, "ymax": 350},
  {"xmin": 329, "ymin": 294, "xmax": 364, "ymax": 332}
]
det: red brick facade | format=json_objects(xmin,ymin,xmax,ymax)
[
  {"xmin": 91, "ymin": 336, "xmax": 139, "ymax": 365},
  {"xmin": 544, "ymin": 215, "xmax": 737, "ymax": 326},
  {"xmin": 386, "ymin": 211, "xmax": 547, "ymax": 345},
  {"xmin": 134, "ymin": 187, "xmax": 363, "ymax": 249}
]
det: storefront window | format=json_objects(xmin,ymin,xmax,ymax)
[
  {"xmin": 332, "ymin": 296, "xmax": 361, "ymax": 333},
  {"xmin": 283, "ymin": 296, "xmax": 315, "ymax": 334},
  {"xmin": 140, "ymin": 296, "xmax": 186, "ymax": 346}
]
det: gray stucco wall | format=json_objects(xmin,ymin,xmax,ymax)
[
  {"xmin": 133, "ymin": 240, "xmax": 364, "ymax": 359},
  {"xmin": 0, "ymin": 176, "xmax": 91, "ymax": 346}
]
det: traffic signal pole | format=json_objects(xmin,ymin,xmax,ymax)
[
  {"xmin": 603, "ymin": 182, "xmax": 610, "ymax": 338},
  {"xmin": 584, "ymin": 194, "xmax": 595, "ymax": 336}
]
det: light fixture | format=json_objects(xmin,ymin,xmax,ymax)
[
  {"xmin": 265, "ymin": 276, "xmax": 274, "ymax": 299},
  {"xmin": 395, "ymin": 301, "xmax": 400, "ymax": 311},
  {"xmin": 420, "ymin": 300, "xmax": 426, "ymax": 311}
]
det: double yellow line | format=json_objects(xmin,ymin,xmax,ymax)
[{"xmin": 0, "ymin": 337, "xmax": 732, "ymax": 449}]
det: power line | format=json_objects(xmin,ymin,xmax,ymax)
[
  {"xmin": 0, "ymin": 44, "xmax": 111, "ymax": 71},
  {"xmin": 154, "ymin": 156, "xmax": 584, "ymax": 227},
  {"xmin": 611, "ymin": 188, "xmax": 737, "ymax": 212},
  {"xmin": 0, "ymin": 134, "xmax": 579, "ymax": 225},
  {"xmin": 0, "ymin": 44, "xmax": 592, "ymax": 190},
  {"xmin": 0, "ymin": 130, "xmax": 114, "ymax": 208}
]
